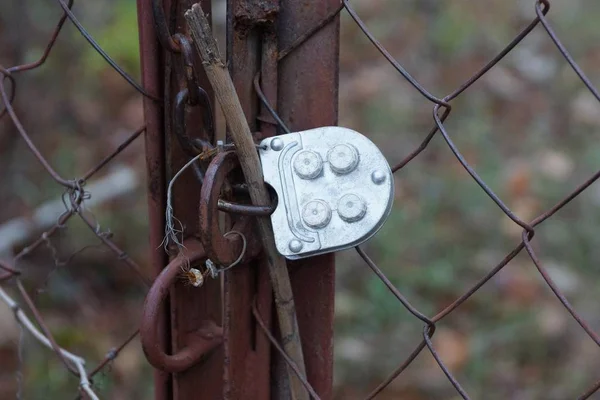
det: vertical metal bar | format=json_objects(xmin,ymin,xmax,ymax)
[
  {"xmin": 136, "ymin": 1, "xmax": 170, "ymax": 399},
  {"xmin": 226, "ymin": 0, "xmax": 339, "ymax": 397},
  {"xmin": 141, "ymin": 0, "xmax": 339, "ymax": 397},
  {"xmin": 139, "ymin": 1, "xmax": 223, "ymax": 399},
  {"xmin": 277, "ymin": 2, "xmax": 340, "ymax": 398},
  {"xmin": 224, "ymin": 1, "xmax": 274, "ymax": 398},
  {"xmin": 164, "ymin": 1, "xmax": 224, "ymax": 399}
]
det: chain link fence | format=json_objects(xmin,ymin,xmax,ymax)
[
  {"xmin": 252, "ymin": 1, "xmax": 600, "ymax": 398},
  {"xmin": 2, "ymin": 0, "xmax": 600, "ymax": 399},
  {"xmin": 0, "ymin": 1, "xmax": 152, "ymax": 398}
]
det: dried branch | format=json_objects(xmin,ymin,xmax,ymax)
[
  {"xmin": 0, "ymin": 287, "xmax": 99, "ymax": 400},
  {"xmin": 185, "ymin": 4, "xmax": 308, "ymax": 399}
]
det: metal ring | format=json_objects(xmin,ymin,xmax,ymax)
[
  {"xmin": 199, "ymin": 151, "xmax": 262, "ymax": 265},
  {"xmin": 174, "ymin": 87, "xmax": 215, "ymax": 157}
]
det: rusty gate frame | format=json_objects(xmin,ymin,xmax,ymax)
[{"xmin": 137, "ymin": 0, "xmax": 340, "ymax": 398}]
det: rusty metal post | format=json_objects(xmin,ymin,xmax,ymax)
[
  {"xmin": 138, "ymin": 1, "xmax": 223, "ymax": 399},
  {"xmin": 277, "ymin": 2, "xmax": 340, "ymax": 397},
  {"xmin": 223, "ymin": 2, "xmax": 275, "ymax": 398},
  {"xmin": 163, "ymin": 2, "xmax": 224, "ymax": 398},
  {"xmin": 140, "ymin": 0, "xmax": 339, "ymax": 397},
  {"xmin": 136, "ymin": 2, "xmax": 170, "ymax": 399},
  {"xmin": 226, "ymin": 0, "xmax": 339, "ymax": 398}
]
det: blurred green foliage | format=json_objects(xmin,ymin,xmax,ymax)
[
  {"xmin": 80, "ymin": 0, "xmax": 141, "ymax": 78},
  {"xmin": 2, "ymin": 0, "xmax": 600, "ymax": 399},
  {"xmin": 335, "ymin": 1, "xmax": 600, "ymax": 398}
]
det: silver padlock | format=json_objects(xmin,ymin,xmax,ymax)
[{"xmin": 259, "ymin": 127, "xmax": 394, "ymax": 259}]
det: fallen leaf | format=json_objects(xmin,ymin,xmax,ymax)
[{"xmin": 431, "ymin": 328, "xmax": 469, "ymax": 372}]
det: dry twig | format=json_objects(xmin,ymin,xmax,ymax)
[
  {"xmin": 0, "ymin": 287, "xmax": 99, "ymax": 400},
  {"xmin": 185, "ymin": 4, "xmax": 308, "ymax": 399}
]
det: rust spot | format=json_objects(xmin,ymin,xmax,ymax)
[{"xmin": 234, "ymin": 0, "xmax": 279, "ymax": 33}]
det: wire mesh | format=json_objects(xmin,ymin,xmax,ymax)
[
  {"xmin": 0, "ymin": 1, "xmax": 154, "ymax": 398},
  {"xmin": 252, "ymin": 0, "xmax": 600, "ymax": 399},
  {"xmin": 2, "ymin": 0, "xmax": 600, "ymax": 399}
]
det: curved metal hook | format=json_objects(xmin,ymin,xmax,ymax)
[{"xmin": 140, "ymin": 240, "xmax": 223, "ymax": 373}]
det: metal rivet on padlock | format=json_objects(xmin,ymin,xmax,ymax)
[
  {"xmin": 270, "ymin": 137, "xmax": 284, "ymax": 151},
  {"xmin": 371, "ymin": 170, "xmax": 387, "ymax": 185},
  {"xmin": 288, "ymin": 239, "xmax": 303, "ymax": 253},
  {"xmin": 259, "ymin": 127, "xmax": 394, "ymax": 260}
]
